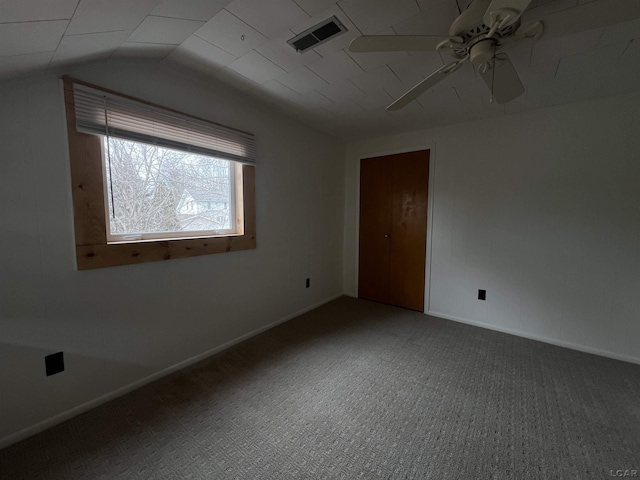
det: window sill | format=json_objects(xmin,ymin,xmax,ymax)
[
  {"xmin": 77, "ymin": 233, "xmax": 256, "ymax": 270},
  {"xmin": 107, "ymin": 232, "xmax": 240, "ymax": 244}
]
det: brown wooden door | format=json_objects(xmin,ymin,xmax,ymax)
[{"xmin": 358, "ymin": 150, "xmax": 429, "ymax": 311}]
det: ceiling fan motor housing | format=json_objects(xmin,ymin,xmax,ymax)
[{"xmin": 449, "ymin": 0, "xmax": 519, "ymax": 59}]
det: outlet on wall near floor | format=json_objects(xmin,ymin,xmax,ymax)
[
  {"xmin": 478, "ymin": 289, "xmax": 486, "ymax": 301},
  {"xmin": 306, "ymin": 278, "xmax": 310, "ymax": 288},
  {"xmin": 45, "ymin": 352, "xmax": 65, "ymax": 376}
]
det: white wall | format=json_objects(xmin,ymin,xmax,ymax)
[
  {"xmin": 0, "ymin": 63, "xmax": 345, "ymax": 446},
  {"xmin": 345, "ymin": 92, "xmax": 640, "ymax": 364}
]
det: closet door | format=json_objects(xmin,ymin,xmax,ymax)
[
  {"xmin": 358, "ymin": 150, "xmax": 429, "ymax": 311},
  {"xmin": 358, "ymin": 155, "xmax": 393, "ymax": 304}
]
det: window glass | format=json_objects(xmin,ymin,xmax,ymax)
[{"xmin": 103, "ymin": 137, "xmax": 234, "ymax": 241}]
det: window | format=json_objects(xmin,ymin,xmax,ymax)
[
  {"xmin": 103, "ymin": 138, "xmax": 235, "ymax": 241},
  {"xmin": 63, "ymin": 77, "xmax": 256, "ymax": 270}
]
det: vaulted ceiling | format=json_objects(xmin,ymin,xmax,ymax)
[{"xmin": 1, "ymin": 0, "xmax": 640, "ymax": 140}]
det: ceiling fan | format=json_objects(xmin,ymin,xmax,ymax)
[{"xmin": 349, "ymin": 0, "xmax": 640, "ymax": 111}]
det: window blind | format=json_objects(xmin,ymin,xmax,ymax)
[{"xmin": 72, "ymin": 84, "xmax": 256, "ymax": 165}]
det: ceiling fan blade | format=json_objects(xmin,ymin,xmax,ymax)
[
  {"xmin": 349, "ymin": 35, "xmax": 462, "ymax": 53},
  {"xmin": 483, "ymin": 0, "xmax": 533, "ymax": 28},
  {"xmin": 519, "ymin": 0, "xmax": 640, "ymax": 40},
  {"xmin": 479, "ymin": 53, "xmax": 524, "ymax": 104},
  {"xmin": 387, "ymin": 60, "xmax": 466, "ymax": 111}
]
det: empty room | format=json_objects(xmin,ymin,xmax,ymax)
[{"xmin": 1, "ymin": 0, "xmax": 639, "ymax": 478}]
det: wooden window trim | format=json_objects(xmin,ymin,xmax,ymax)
[{"xmin": 63, "ymin": 77, "xmax": 256, "ymax": 270}]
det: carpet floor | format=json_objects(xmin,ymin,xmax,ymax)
[{"xmin": 1, "ymin": 296, "xmax": 639, "ymax": 479}]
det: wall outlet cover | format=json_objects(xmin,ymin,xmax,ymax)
[{"xmin": 45, "ymin": 352, "xmax": 65, "ymax": 376}]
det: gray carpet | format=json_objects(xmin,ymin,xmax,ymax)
[{"xmin": 1, "ymin": 296, "xmax": 639, "ymax": 479}]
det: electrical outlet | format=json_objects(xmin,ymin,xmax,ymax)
[
  {"xmin": 45, "ymin": 352, "xmax": 64, "ymax": 376},
  {"xmin": 478, "ymin": 289, "xmax": 486, "ymax": 301},
  {"xmin": 306, "ymin": 278, "xmax": 310, "ymax": 288}
]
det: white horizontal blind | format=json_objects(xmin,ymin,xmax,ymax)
[{"xmin": 73, "ymin": 84, "xmax": 256, "ymax": 164}]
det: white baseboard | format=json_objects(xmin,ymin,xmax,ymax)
[
  {"xmin": 0, "ymin": 293, "xmax": 344, "ymax": 450},
  {"xmin": 427, "ymin": 310, "xmax": 640, "ymax": 366}
]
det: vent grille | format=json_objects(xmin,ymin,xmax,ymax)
[{"xmin": 287, "ymin": 16, "xmax": 347, "ymax": 53}]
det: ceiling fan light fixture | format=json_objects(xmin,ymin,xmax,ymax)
[{"xmin": 469, "ymin": 38, "xmax": 497, "ymax": 65}]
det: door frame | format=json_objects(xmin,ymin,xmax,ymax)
[{"xmin": 351, "ymin": 143, "xmax": 436, "ymax": 314}]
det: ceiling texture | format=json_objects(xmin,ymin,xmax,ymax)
[{"xmin": 1, "ymin": 0, "xmax": 640, "ymax": 140}]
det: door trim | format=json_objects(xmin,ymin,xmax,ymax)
[{"xmin": 350, "ymin": 143, "xmax": 436, "ymax": 314}]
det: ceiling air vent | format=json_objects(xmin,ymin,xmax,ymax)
[{"xmin": 287, "ymin": 16, "xmax": 347, "ymax": 53}]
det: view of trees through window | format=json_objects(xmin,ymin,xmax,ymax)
[{"xmin": 103, "ymin": 137, "xmax": 233, "ymax": 238}]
